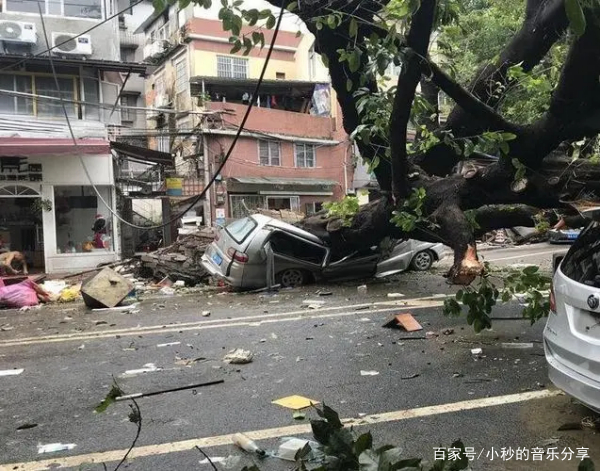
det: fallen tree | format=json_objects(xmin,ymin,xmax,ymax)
[{"xmin": 184, "ymin": 0, "xmax": 600, "ymax": 285}]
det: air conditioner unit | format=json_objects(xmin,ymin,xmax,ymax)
[
  {"xmin": 52, "ymin": 32, "xmax": 92, "ymax": 55},
  {"xmin": 0, "ymin": 21, "xmax": 36, "ymax": 44}
]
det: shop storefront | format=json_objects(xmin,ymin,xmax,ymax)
[{"xmin": 0, "ymin": 139, "xmax": 119, "ymax": 274}]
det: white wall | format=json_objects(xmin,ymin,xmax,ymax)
[
  {"xmin": 25, "ymin": 154, "xmax": 121, "ymax": 273},
  {"xmin": 32, "ymin": 154, "xmax": 113, "ymax": 185}
]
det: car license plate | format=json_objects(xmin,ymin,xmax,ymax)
[
  {"xmin": 212, "ymin": 253, "xmax": 223, "ymax": 266},
  {"xmin": 567, "ymin": 232, "xmax": 579, "ymax": 240}
]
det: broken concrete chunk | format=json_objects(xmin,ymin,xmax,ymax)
[
  {"xmin": 383, "ymin": 313, "xmax": 423, "ymax": 332},
  {"xmin": 471, "ymin": 348, "xmax": 483, "ymax": 355},
  {"xmin": 81, "ymin": 268, "xmax": 134, "ymax": 309},
  {"xmin": 223, "ymin": 348, "xmax": 253, "ymax": 364},
  {"xmin": 387, "ymin": 293, "xmax": 405, "ymax": 298},
  {"xmin": 357, "ymin": 285, "xmax": 368, "ymax": 295}
]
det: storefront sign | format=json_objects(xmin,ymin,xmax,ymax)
[
  {"xmin": 0, "ymin": 157, "xmax": 43, "ymax": 182},
  {"xmin": 166, "ymin": 178, "xmax": 183, "ymax": 196}
]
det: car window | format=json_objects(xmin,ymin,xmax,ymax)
[
  {"xmin": 561, "ymin": 221, "xmax": 600, "ymax": 286},
  {"xmin": 270, "ymin": 232, "xmax": 326, "ymax": 265},
  {"xmin": 225, "ymin": 217, "xmax": 258, "ymax": 244}
]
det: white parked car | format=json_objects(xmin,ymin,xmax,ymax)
[{"xmin": 544, "ymin": 219, "xmax": 600, "ymax": 412}]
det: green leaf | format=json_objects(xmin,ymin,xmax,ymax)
[
  {"xmin": 152, "ymin": 0, "xmax": 165, "ymax": 12},
  {"xmin": 230, "ymin": 40, "xmax": 242, "ymax": 54},
  {"xmin": 353, "ymin": 432, "xmax": 373, "ymax": 456},
  {"xmin": 349, "ymin": 18, "xmax": 358, "ymax": 38},
  {"xmin": 258, "ymin": 9, "xmax": 271, "ymax": 19},
  {"xmin": 287, "ymin": 1, "xmax": 298, "ymax": 12},
  {"xmin": 293, "ymin": 410, "xmax": 306, "ymax": 420},
  {"xmin": 523, "ymin": 265, "xmax": 539, "ymax": 276},
  {"xmin": 347, "ymin": 49, "xmax": 361, "ymax": 73},
  {"xmin": 246, "ymin": 9, "xmax": 259, "ymax": 26},
  {"xmin": 320, "ymin": 404, "xmax": 343, "ymax": 428},
  {"xmin": 95, "ymin": 384, "xmax": 124, "ymax": 413},
  {"xmin": 379, "ymin": 447, "xmax": 404, "ymax": 468},
  {"xmin": 346, "ymin": 78, "xmax": 353, "ymax": 92},
  {"xmin": 565, "ymin": 0, "xmax": 586, "ymax": 37},
  {"xmin": 266, "ymin": 14, "xmax": 276, "ymax": 29}
]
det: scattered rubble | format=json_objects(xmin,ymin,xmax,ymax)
[
  {"xmin": 81, "ymin": 268, "xmax": 134, "ymax": 309},
  {"xmin": 223, "ymin": 348, "xmax": 254, "ymax": 364},
  {"xmin": 382, "ymin": 313, "xmax": 423, "ymax": 332},
  {"xmin": 140, "ymin": 230, "xmax": 215, "ymax": 286}
]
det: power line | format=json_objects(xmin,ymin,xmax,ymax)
[
  {"xmin": 39, "ymin": 0, "xmax": 287, "ymax": 231},
  {"xmin": 0, "ymin": 0, "xmax": 147, "ymax": 73}
]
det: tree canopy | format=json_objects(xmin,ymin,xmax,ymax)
[{"xmin": 179, "ymin": 0, "xmax": 600, "ymax": 292}]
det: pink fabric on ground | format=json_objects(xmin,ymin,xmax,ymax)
[{"xmin": 0, "ymin": 279, "xmax": 39, "ymax": 308}]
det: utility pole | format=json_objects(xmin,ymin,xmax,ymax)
[{"xmin": 202, "ymin": 133, "xmax": 212, "ymax": 227}]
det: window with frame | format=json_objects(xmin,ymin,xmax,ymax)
[
  {"xmin": 54, "ymin": 186, "xmax": 114, "ymax": 254},
  {"xmin": 0, "ymin": 74, "xmax": 85, "ymax": 119},
  {"xmin": 6, "ymin": 0, "xmax": 103, "ymax": 19},
  {"xmin": 217, "ymin": 56, "xmax": 248, "ymax": 79},
  {"xmin": 269, "ymin": 232, "xmax": 326, "ymax": 265},
  {"xmin": 174, "ymin": 58, "xmax": 188, "ymax": 94},
  {"xmin": 259, "ymin": 141, "xmax": 281, "ymax": 166},
  {"xmin": 294, "ymin": 144, "xmax": 316, "ymax": 168},
  {"xmin": 120, "ymin": 95, "xmax": 136, "ymax": 123}
]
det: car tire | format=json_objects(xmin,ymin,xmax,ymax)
[
  {"xmin": 410, "ymin": 250, "xmax": 434, "ymax": 271},
  {"xmin": 277, "ymin": 268, "xmax": 308, "ymax": 288}
]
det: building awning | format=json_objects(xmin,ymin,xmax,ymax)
[
  {"xmin": 190, "ymin": 76, "xmax": 328, "ymax": 98},
  {"xmin": 202, "ymin": 128, "xmax": 340, "ymax": 146},
  {"xmin": 227, "ymin": 177, "xmax": 338, "ymax": 196},
  {"xmin": 0, "ymin": 137, "xmax": 110, "ymax": 156},
  {"xmin": 110, "ymin": 141, "xmax": 174, "ymax": 166},
  {"xmin": 0, "ymin": 55, "xmax": 148, "ymax": 75}
]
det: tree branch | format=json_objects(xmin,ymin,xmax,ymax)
[
  {"xmin": 446, "ymin": 0, "xmax": 568, "ymax": 135},
  {"xmin": 389, "ymin": 0, "xmax": 437, "ymax": 200},
  {"xmin": 423, "ymin": 59, "xmax": 521, "ymax": 134}
]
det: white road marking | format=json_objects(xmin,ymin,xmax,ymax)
[
  {"xmin": 485, "ymin": 249, "xmax": 567, "ymax": 263},
  {"xmin": 0, "ymin": 297, "xmax": 447, "ymax": 348},
  {"xmin": 0, "ymin": 389, "xmax": 562, "ymax": 471}
]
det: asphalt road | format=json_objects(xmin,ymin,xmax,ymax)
[{"xmin": 0, "ymin": 243, "xmax": 598, "ymax": 471}]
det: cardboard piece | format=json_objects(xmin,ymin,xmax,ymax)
[
  {"xmin": 272, "ymin": 395, "xmax": 320, "ymax": 410},
  {"xmin": 382, "ymin": 313, "xmax": 423, "ymax": 332},
  {"xmin": 81, "ymin": 267, "xmax": 134, "ymax": 309}
]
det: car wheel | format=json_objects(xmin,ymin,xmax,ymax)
[
  {"xmin": 411, "ymin": 250, "xmax": 434, "ymax": 271},
  {"xmin": 277, "ymin": 268, "xmax": 307, "ymax": 288}
]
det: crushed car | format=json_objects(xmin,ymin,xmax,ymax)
[{"xmin": 201, "ymin": 214, "xmax": 447, "ymax": 290}]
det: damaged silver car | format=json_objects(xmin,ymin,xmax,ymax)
[{"xmin": 201, "ymin": 215, "xmax": 447, "ymax": 290}]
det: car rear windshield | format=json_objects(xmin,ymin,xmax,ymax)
[
  {"xmin": 225, "ymin": 217, "xmax": 258, "ymax": 244},
  {"xmin": 561, "ymin": 221, "xmax": 600, "ymax": 286}
]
